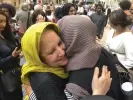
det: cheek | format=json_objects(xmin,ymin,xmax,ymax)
[{"xmin": 45, "ymin": 54, "xmax": 57, "ymax": 64}]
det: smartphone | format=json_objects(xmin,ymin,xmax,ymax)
[{"xmin": 17, "ymin": 44, "xmax": 21, "ymax": 50}]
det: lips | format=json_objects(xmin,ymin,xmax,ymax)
[{"xmin": 58, "ymin": 56, "xmax": 67, "ymax": 61}]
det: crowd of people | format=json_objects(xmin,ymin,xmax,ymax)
[{"xmin": 0, "ymin": 0, "xmax": 133, "ymax": 100}]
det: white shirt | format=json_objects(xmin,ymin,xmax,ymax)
[{"xmin": 106, "ymin": 29, "xmax": 133, "ymax": 69}]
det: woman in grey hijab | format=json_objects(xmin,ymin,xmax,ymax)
[{"xmin": 58, "ymin": 15, "xmax": 122, "ymax": 100}]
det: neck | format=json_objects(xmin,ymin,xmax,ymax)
[{"xmin": 114, "ymin": 27, "xmax": 130, "ymax": 36}]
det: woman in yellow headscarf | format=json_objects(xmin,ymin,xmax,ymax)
[{"xmin": 21, "ymin": 22, "xmax": 68, "ymax": 100}]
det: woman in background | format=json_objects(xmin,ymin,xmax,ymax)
[
  {"xmin": 0, "ymin": 11, "xmax": 22, "ymax": 100},
  {"xmin": 32, "ymin": 9, "xmax": 48, "ymax": 24},
  {"xmin": 106, "ymin": 10, "xmax": 133, "ymax": 69}
]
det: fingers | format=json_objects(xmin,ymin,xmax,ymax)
[
  {"xmin": 93, "ymin": 67, "xmax": 99, "ymax": 79},
  {"xmin": 14, "ymin": 47, "xmax": 18, "ymax": 51},
  {"xmin": 101, "ymin": 65, "xmax": 107, "ymax": 77}
]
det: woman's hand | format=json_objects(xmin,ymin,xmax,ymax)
[
  {"xmin": 12, "ymin": 47, "xmax": 21, "ymax": 58},
  {"xmin": 92, "ymin": 65, "xmax": 112, "ymax": 95}
]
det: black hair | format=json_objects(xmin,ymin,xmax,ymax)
[
  {"xmin": 54, "ymin": 3, "xmax": 75, "ymax": 20},
  {"xmin": 62, "ymin": 3, "xmax": 75, "ymax": 16},
  {"xmin": 0, "ymin": 10, "xmax": 16, "ymax": 44},
  {"xmin": 32, "ymin": 10, "xmax": 48, "ymax": 24},
  {"xmin": 95, "ymin": 4, "xmax": 103, "ymax": 9},
  {"xmin": 119, "ymin": 0, "xmax": 131, "ymax": 10},
  {"xmin": 109, "ymin": 10, "xmax": 131, "ymax": 28},
  {"xmin": 54, "ymin": 7, "xmax": 63, "ymax": 20},
  {"xmin": 0, "ymin": 3, "xmax": 16, "ymax": 17}
]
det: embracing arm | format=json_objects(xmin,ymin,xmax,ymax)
[{"xmin": 35, "ymin": 80, "xmax": 67, "ymax": 100}]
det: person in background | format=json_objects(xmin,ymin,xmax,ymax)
[
  {"xmin": 0, "ymin": 11, "xmax": 22, "ymax": 100},
  {"xmin": 105, "ymin": 5, "xmax": 111, "ymax": 26},
  {"xmin": 0, "ymin": 3, "xmax": 20, "ymax": 44},
  {"xmin": 34, "ymin": 4, "xmax": 43, "ymax": 11},
  {"xmin": 87, "ymin": 6, "xmax": 95, "ymax": 16},
  {"xmin": 54, "ymin": 7, "xmax": 62, "ymax": 23},
  {"xmin": 32, "ymin": 10, "xmax": 48, "ymax": 24},
  {"xmin": 119, "ymin": 0, "xmax": 133, "ymax": 30},
  {"xmin": 45, "ymin": 5, "xmax": 51, "ymax": 20},
  {"xmin": 105, "ymin": 10, "xmax": 133, "ymax": 70},
  {"xmin": 0, "ymin": 3, "xmax": 16, "ymax": 22},
  {"xmin": 62, "ymin": 3, "xmax": 76, "ymax": 16},
  {"xmin": 90, "ymin": 4, "xmax": 106, "ymax": 39},
  {"xmin": 53, "ymin": 3, "xmax": 76, "ymax": 23},
  {"xmin": 130, "ymin": 3, "xmax": 133, "ymax": 14},
  {"xmin": 77, "ymin": 2, "xmax": 84, "ymax": 15},
  {"xmin": 16, "ymin": 3, "xmax": 32, "ymax": 33}
]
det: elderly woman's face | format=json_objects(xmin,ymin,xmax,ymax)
[
  {"xmin": 39, "ymin": 30, "xmax": 68, "ymax": 67},
  {"xmin": 0, "ymin": 14, "xmax": 6, "ymax": 32}
]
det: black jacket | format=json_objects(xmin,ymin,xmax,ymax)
[{"xmin": 0, "ymin": 37, "xmax": 19, "ymax": 72}]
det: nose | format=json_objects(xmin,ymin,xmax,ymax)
[{"xmin": 58, "ymin": 47, "xmax": 65, "ymax": 57}]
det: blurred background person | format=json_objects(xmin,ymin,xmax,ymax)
[
  {"xmin": 32, "ymin": 9, "xmax": 48, "ymax": 24},
  {"xmin": 0, "ymin": 10, "xmax": 22, "ymax": 100},
  {"xmin": 106, "ymin": 10, "xmax": 133, "ymax": 70},
  {"xmin": 90, "ymin": 4, "xmax": 106, "ymax": 39},
  {"xmin": 15, "ymin": 2, "xmax": 32, "ymax": 34}
]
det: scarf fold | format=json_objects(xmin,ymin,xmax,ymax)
[{"xmin": 21, "ymin": 22, "xmax": 68, "ymax": 85}]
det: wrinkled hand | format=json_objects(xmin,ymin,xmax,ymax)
[
  {"xmin": 12, "ymin": 47, "xmax": 21, "ymax": 58},
  {"xmin": 92, "ymin": 66, "xmax": 112, "ymax": 95}
]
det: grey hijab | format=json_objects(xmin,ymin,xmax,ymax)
[{"xmin": 58, "ymin": 15, "xmax": 101, "ymax": 71}]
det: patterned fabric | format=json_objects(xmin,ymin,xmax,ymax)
[
  {"xmin": 58, "ymin": 15, "xmax": 101, "ymax": 71},
  {"xmin": 64, "ymin": 89, "xmax": 74, "ymax": 100},
  {"xmin": 58, "ymin": 15, "xmax": 102, "ymax": 98},
  {"xmin": 29, "ymin": 92, "xmax": 37, "ymax": 100},
  {"xmin": 29, "ymin": 90, "xmax": 73, "ymax": 100}
]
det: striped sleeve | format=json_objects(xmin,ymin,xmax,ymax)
[{"xmin": 64, "ymin": 89, "xmax": 74, "ymax": 100}]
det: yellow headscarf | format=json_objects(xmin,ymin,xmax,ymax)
[{"xmin": 21, "ymin": 22, "xmax": 68, "ymax": 85}]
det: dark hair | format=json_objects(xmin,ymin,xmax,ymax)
[
  {"xmin": 29, "ymin": 3, "xmax": 34, "ymax": 11},
  {"xmin": 0, "ymin": 3, "xmax": 16, "ymax": 17},
  {"xmin": 62, "ymin": 3, "xmax": 75, "ymax": 16},
  {"xmin": 32, "ymin": 10, "xmax": 48, "ymax": 24},
  {"xmin": 45, "ymin": 5, "xmax": 51, "ymax": 16},
  {"xmin": 109, "ymin": 10, "xmax": 131, "ymax": 28},
  {"xmin": 54, "ymin": 7, "xmax": 62, "ymax": 20},
  {"xmin": 0, "ymin": 10, "xmax": 16, "ymax": 44},
  {"xmin": 95, "ymin": 4, "xmax": 103, "ymax": 9},
  {"xmin": 119, "ymin": 0, "xmax": 131, "ymax": 10}
]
